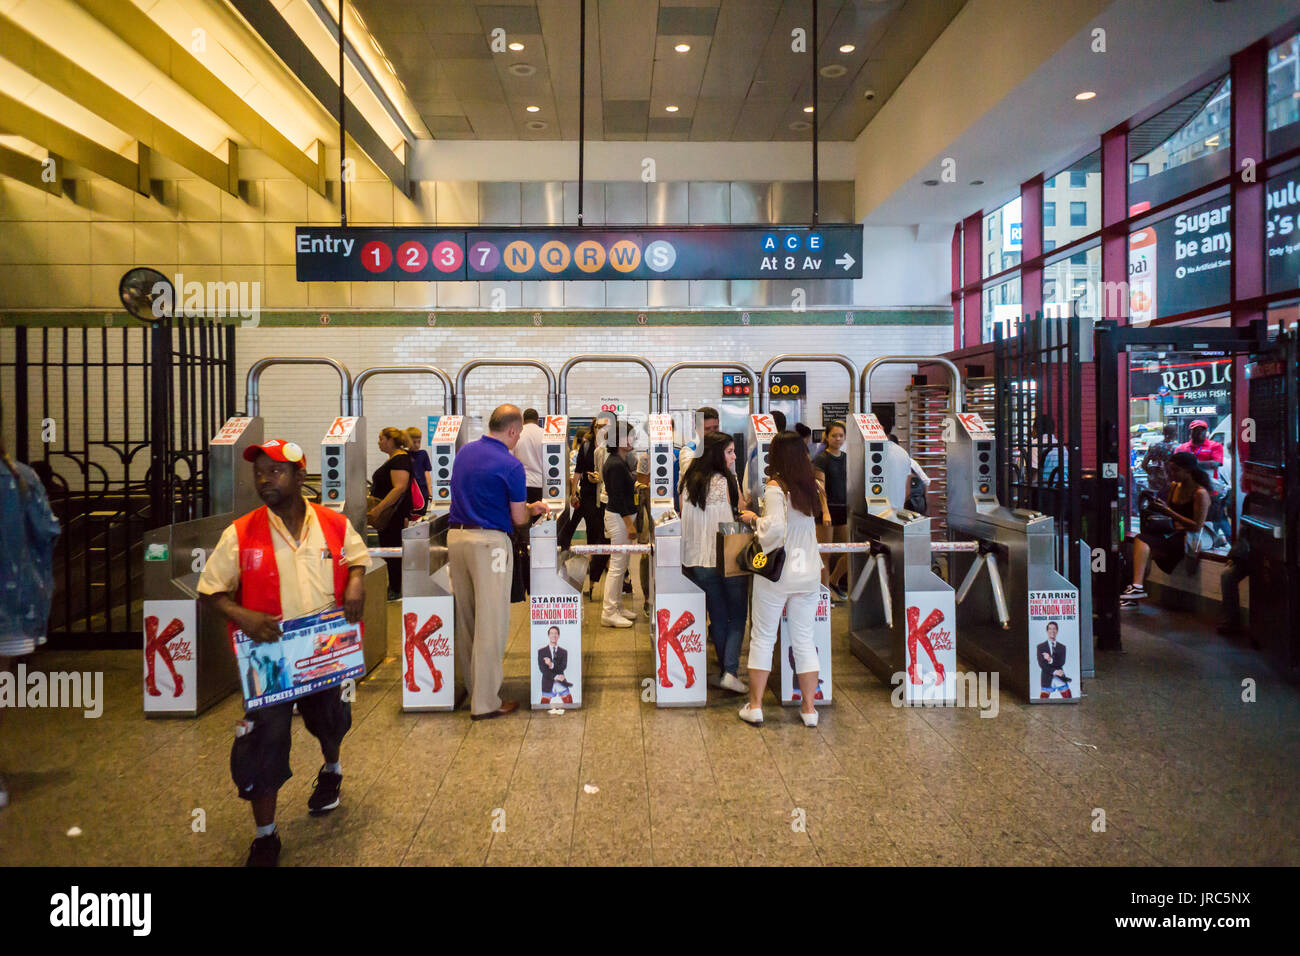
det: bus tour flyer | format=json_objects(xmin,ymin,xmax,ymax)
[{"xmin": 233, "ymin": 607, "xmax": 365, "ymax": 711}]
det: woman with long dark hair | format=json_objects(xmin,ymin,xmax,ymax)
[
  {"xmin": 680, "ymin": 431, "xmax": 756, "ymax": 693},
  {"xmin": 368, "ymin": 426, "xmax": 412, "ymax": 600},
  {"xmin": 740, "ymin": 431, "xmax": 823, "ymax": 727},
  {"xmin": 1122, "ymin": 451, "xmax": 1212, "ymax": 605},
  {"xmin": 559, "ymin": 422, "xmax": 609, "ymax": 599}
]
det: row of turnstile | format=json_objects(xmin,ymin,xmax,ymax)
[{"xmin": 142, "ymin": 352, "xmax": 1087, "ymax": 718}]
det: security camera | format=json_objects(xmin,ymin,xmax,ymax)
[{"xmin": 863, "ymin": 88, "xmax": 877, "ymax": 101}]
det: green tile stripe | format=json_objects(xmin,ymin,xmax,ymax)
[{"xmin": 0, "ymin": 308, "xmax": 952, "ymax": 329}]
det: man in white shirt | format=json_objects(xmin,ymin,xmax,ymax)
[
  {"xmin": 885, "ymin": 434, "xmax": 931, "ymax": 512},
  {"xmin": 512, "ymin": 408, "xmax": 547, "ymax": 499}
]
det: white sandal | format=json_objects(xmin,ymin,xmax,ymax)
[
  {"xmin": 738, "ymin": 703, "xmax": 763, "ymax": 725},
  {"xmin": 800, "ymin": 710, "xmax": 819, "ymax": 727}
]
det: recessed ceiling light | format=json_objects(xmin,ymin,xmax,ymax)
[
  {"xmin": 665, "ymin": 105, "xmax": 679, "ymax": 112},
  {"xmin": 508, "ymin": 63, "xmax": 537, "ymax": 76},
  {"xmin": 674, "ymin": 43, "xmax": 691, "ymax": 53},
  {"xmin": 525, "ymin": 105, "xmax": 540, "ymax": 112},
  {"xmin": 803, "ymin": 105, "xmax": 815, "ymax": 113},
  {"xmin": 508, "ymin": 41, "xmax": 525, "ymax": 51},
  {"xmin": 839, "ymin": 43, "xmax": 856, "ymax": 53},
  {"xmin": 819, "ymin": 64, "xmax": 847, "ymax": 78},
  {"xmin": 1075, "ymin": 90, "xmax": 1096, "ymax": 100},
  {"xmin": 526, "ymin": 120, "xmax": 547, "ymax": 130},
  {"xmin": 1206, "ymin": 135, "xmax": 1220, "ymax": 147},
  {"xmin": 922, "ymin": 179, "xmax": 940, "ymax": 186},
  {"xmin": 789, "ymin": 121, "xmax": 811, "ymax": 131}
]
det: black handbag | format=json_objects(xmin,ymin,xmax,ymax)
[{"xmin": 738, "ymin": 537, "xmax": 785, "ymax": 581}]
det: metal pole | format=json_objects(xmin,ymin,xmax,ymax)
[
  {"xmin": 351, "ymin": 365, "xmax": 456, "ymax": 418},
  {"xmin": 454, "ymin": 359, "xmax": 558, "ymax": 414},
  {"xmin": 246, "ymin": 357, "xmax": 352, "ymax": 417},
  {"xmin": 14, "ymin": 326, "xmax": 27, "ymax": 462},
  {"xmin": 577, "ymin": 0, "xmax": 586, "ymax": 226},
  {"xmin": 557, "ymin": 355, "xmax": 661, "ymax": 415},
  {"xmin": 338, "ymin": 0, "xmax": 347, "ymax": 228},
  {"xmin": 810, "ymin": 0, "xmax": 819, "ymax": 226}
]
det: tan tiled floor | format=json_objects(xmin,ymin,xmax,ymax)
[{"xmin": 1, "ymin": 594, "xmax": 1297, "ymax": 866}]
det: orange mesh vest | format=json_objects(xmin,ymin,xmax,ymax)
[{"xmin": 229, "ymin": 503, "xmax": 352, "ymax": 642}]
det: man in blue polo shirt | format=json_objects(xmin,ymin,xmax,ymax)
[{"xmin": 449, "ymin": 404, "xmax": 549, "ymax": 720}]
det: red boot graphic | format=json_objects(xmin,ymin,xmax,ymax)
[
  {"xmin": 906, "ymin": 606, "xmax": 946, "ymax": 686},
  {"xmin": 403, "ymin": 612, "xmax": 445, "ymax": 694},
  {"xmin": 657, "ymin": 609, "xmax": 696, "ymax": 688},
  {"xmin": 144, "ymin": 616, "xmax": 185, "ymax": 697}
]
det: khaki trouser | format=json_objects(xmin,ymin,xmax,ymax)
[{"xmin": 449, "ymin": 528, "xmax": 513, "ymax": 716}]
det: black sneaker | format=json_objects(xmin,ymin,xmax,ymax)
[
  {"xmin": 308, "ymin": 766, "xmax": 342, "ymax": 815},
  {"xmin": 1120, "ymin": 584, "xmax": 1147, "ymax": 600},
  {"xmin": 245, "ymin": 831, "xmax": 281, "ymax": 867}
]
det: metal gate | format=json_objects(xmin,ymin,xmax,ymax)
[
  {"xmin": 993, "ymin": 313, "xmax": 1084, "ymax": 587},
  {"xmin": 1, "ymin": 318, "xmax": 235, "ymax": 647}
]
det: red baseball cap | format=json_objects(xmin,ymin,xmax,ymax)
[
  {"xmin": 243, "ymin": 438, "xmax": 306, "ymax": 468},
  {"xmin": 1189, "ymin": 419, "xmax": 1209, "ymax": 430}
]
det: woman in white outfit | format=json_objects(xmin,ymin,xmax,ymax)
[{"xmin": 740, "ymin": 431, "xmax": 823, "ymax": 727}]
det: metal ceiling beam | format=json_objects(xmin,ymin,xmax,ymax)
[
  {"xmin": 0, "ymin": 90, "xmax": 139, "ymax": 194},
  {"xmin": 0, "ymin": 14, "xmax": 237, "ymax": 195},
  {"xmin": 0, "ymin": 143, "xmax": 63, "ymax": 197},
  {"xmin": 226, "ymin": 0, "xmax": 408, "ymax": 192},
  {"xmin": 69, "ymin": 0, "xmax": 327, "ymax": 195}
]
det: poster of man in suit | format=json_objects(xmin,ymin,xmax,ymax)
[
  {"xmin": 1027, "ymin": 590, "xmax": 1080, "ymax": 701},
  {"xmin": 530, "ymin": 594, "xmax": 581, "ymax": 708}
]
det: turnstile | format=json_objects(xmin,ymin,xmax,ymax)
[
  {"xmin": 845, "ymin": 411, "xmax": 956, "ymax": 705},
  {"xmin": 400, "ymin": 414, "xmax": 467, "ymax": 711}
]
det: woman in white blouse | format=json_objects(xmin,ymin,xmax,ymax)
[
  {"xmin": 740, "ymin": 432, "xmax": 824, "ymax": 727},
  {"xmin": 680, "ymin": 432, "xmax": 756, "ymax": 693}
]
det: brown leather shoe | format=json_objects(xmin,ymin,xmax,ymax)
[{"xmin": 470, "ymin": 700, "xmax": 519, "ymax": 721}]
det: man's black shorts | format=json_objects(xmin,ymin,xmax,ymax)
[{"xmin": 230, "ymin": 688, "xmax": 352, "ymax": 800}]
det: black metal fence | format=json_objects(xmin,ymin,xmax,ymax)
[
  {"xmin": 2, "ymin": 318, "xmax": 235, "ymax": 645},
  {"xmin": 993, "ymin": 312, "xmax": 1084, "ymax": 586}
]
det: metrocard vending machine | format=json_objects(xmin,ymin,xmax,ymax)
[
  {"xmin": 529, "ymin": 415, "xmax": 583, "ymax": 709},
  {"xmin": 648, "ymin": 413, "xmax": 708, "ymax": 707},
  {"xmin": 401, "ymin": 414, "xmax": 465, "ymax": 712}
]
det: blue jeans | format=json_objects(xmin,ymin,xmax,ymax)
[{"xmin": 684, "ymin": 565, "xmax": 748, "ymax": 677}]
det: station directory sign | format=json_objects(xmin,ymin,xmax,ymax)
[{"xmin": 296, "ymin": 225, "xmax": 864, "ymax": 282}]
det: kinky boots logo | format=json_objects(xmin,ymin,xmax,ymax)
[
  {"xmin": 655, "ymin": 608, "xmax": 698, "ymax": 689},
  {"xmin": 144, "ymin": 615, "xmax": 191, "ymax": 699},
  {"xmin": 50, "ymin": 886, "xmax": 151, "ymax": 936},
  {"xmin": 403, "ymin": 612, "xmax": 446, "ymax": 694}
]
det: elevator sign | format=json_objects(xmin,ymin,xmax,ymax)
[{"xmin": 295, "ymin": 225, "xmax": 863, "ymax": 281}]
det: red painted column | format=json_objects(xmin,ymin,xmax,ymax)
[
  {"xmin": 952, "ymin": 224, "xmax": 964, "ymax": 349},
  {"xmin": 963, "ymin": 212, "xmax": 983, "ymax": 345},
  {"xmin": 1020, "ymin": 175, "xmax": 1044, "ymax": 322},
  {"xmin": 1230, "ymin": 41, "xmax": 1266, "ymax": 516}
]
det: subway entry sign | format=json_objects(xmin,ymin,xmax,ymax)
[{"xmin": 295, "ymin": 225, "xmax": 863, "ymax": 282}]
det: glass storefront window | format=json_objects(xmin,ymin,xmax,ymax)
[
  {"xmin": 1267, "ymin": 32, "xmax": 1300, "ymax": 155},
  {"xmin": 1129, "ymin": 78, "xmax": 1232, "ymax": 208},
  {"xmin": 982, "ymin": 196, "xmax": 1022, "ymax": 278},
  {"xmin": 1044, "ymin": 151, "xmax": 1099, "ymax": 250},
  {"xmin": 1128, "ymin": 194, "xmax": 1231, "ymax": 323},
  {"xmin": 1128, "ymin": 340, "xmax": 1234, "ymax": 553},
  {"xmin": 1266, "ymin": 166, "xmax": 1300, "ymax": 293},
  {"xmin": 1043, "ymin": 244, "xmax": 1101, "ymax": 320},
  {"xmin": 982, "ymin": 275, "xmax": 1021, "ymax": 341}
]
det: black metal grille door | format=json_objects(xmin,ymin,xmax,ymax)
[
  {"xmin": 1, "ymin": 318, "xmax": 234, "ymax": 646},
  {"xmin": 993, "ymin": 313, "xmax": 1084, "ymax": 586}
]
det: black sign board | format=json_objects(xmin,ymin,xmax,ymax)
[
  {"xmin": 821, "ymin": 402, "xmax": 850, "ymax": 428},
  {"xmin": 768, "ymin": 371, "xmax": 806, "ymax": 397},
  {"xmin": 1266, "ymin": 169, "xmax": 1300, "ymax": 294},
  {"xmin": 721, "ymin": 372, "xmax": 752, "ymax": 398},
  {"xmin": 295, "ymin": 225, "xmax": 863, "ymax": 282}
]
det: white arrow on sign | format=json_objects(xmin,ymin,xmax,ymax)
[{"xmin": 836, "ymin": 252, "xmax": 855, "ymax": 271}]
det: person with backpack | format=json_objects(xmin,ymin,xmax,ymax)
[{"xmin": 0, "ymin": 434, "xmax": 61, "ymax": 811}]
